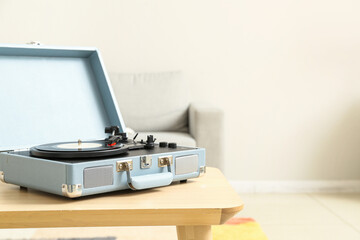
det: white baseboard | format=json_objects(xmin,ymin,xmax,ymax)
[{"xmin": 229, "ymin": 180, "xmax": 360, "ymax": 193}]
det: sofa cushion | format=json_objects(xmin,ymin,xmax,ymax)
[
  {"xmin": 109, "ymin": 71, "xmax": 190, "ymax": 132},
  {"xmin": 129, "ymin": 131, "xmax": 196, "ymax": 147}
]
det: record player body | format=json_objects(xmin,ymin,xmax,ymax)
[
  {"xmin": 0, "ymin": 44, "xmax": 205, "ymax": 198},
  {"xmin": 1, "ymin": 140, "xmax": 205, "ymax": 198}
]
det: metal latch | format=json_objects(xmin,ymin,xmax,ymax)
[
  {"xmin": 158, "ymin": 156, "xmax": 173, "ymax": 167},
  {"xmin": 116, "ymin": 160, "xmax": 133, "ymax": 172},
  {"xmin": 140, "ymin": 155, "xmax": 152, "ymax": 169}
]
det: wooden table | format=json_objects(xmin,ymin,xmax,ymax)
[{"xmin": 0, "ymin": 167, "xmax": 243, "ymax": 240}]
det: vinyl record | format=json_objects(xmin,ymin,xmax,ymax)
[{"xmin": 30, "ymin": 140, "xmax": 129, "ymax": 159}]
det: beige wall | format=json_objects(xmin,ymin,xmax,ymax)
[{"xmin": 1, "ymin": 0, "xmax": 360, "ymax": 181}]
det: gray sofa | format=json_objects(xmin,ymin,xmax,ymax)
[{"xmin": 109, "ymin": 71, "xmax": 224, "ymax": 170}]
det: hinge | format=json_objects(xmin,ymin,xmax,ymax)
[
  {"xmin": 27, "ymin": 41, "xmax": 42, "ymax": 46},
  {"xmin": 10, "ymin": 148, "xmax": 30, "ymax": 152}
]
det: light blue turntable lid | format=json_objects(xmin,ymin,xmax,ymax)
[{"xmin": 0, "ymin": 43, "xmax": 126, "ymax": 151}]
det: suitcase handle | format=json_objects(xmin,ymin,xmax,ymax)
[{"xmin": 122, "ymin": 158, "xmax": 173, "ymax": 190}]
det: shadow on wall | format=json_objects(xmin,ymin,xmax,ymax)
[{"xmin": 311, "ymin": 102, "xmax": 360, "ymax": 179}]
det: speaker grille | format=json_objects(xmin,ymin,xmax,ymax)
[
  {"xmin": 175, "ymin": 155, "xmax": 199, "ymax": 175},
  {"xmin": 83, "ymin": 165, "xmax": 113, "ymax": 189}
]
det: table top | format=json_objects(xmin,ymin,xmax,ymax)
[{"xmin": 0, "ymin": 167, "xmax": 243, "ymax": 228}]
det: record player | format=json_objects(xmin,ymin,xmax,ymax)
[{"xmin": 0, "ymin": 43, "xmax": 206, "ymax": 198}]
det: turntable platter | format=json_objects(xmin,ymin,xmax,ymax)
[{"xmin": 30, "ymin": 140, "xmax": 129, "ymax": 159}]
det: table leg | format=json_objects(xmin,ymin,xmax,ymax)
[{"xmin": 176, "ymin": 225, "xmax": 212, "ymax": 240}]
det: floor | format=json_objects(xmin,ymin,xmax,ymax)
[
  {"xmin": 0, "ymin": 193, "xmax": 359, "ymax": 240},
  {"xmin": 238, "ymin": 193, "xmax": 360, "ymax": 240}
]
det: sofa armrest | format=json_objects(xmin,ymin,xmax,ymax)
[{"xmin": 189, "ymin": 103, "xmax": 224, "ymax": 170}]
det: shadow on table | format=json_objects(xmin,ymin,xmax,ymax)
[{"xmin": 0, "ymin": 179, "xmax": 196, "ymax": 205}]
